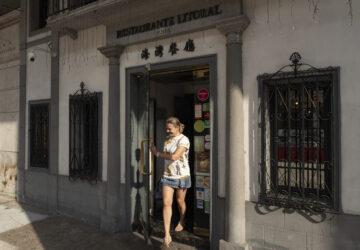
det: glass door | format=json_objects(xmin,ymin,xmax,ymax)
[{"xmin": 129, "ymin": 68, "xmax": 153, "ymax": 243}]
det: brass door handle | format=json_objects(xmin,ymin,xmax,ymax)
[{"xmin": 140, "ymin": 138, "xmax": 154, "ymax": 175}]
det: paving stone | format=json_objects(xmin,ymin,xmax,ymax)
[{"xmin": 0, "ymin": 195, "xmax": 199, "ymax": 250}]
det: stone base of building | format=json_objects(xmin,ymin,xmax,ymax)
[
  {"xmin": 100, "ymin": 214, "xmax": 121, "ymax": 233},
  {"xmin": 246, "ymin": 201, "xmax": 360, "ymax": 250},
  {"xmin": 219, "ymin": 239, "xmax": 247, "ymax": 250}
]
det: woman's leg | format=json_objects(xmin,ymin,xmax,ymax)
[
  {"xmin": 162, "ymin": 185, "xmax": 174, "ymax": 241},
  {"xmin": 175, "ymin": 188, "xmax": 187, "ymax": 232}
]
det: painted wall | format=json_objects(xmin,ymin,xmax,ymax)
[
  {"xmin": 58, "ymin": 25, "xmax": 108, "ymax": 180},
  {"xmin": 119, "ymin": 29, "xmax": 228, "ymax": 198},
  {"xmin": 242, "ymin": 0, "xmax": 360, "ymax": 214},
  {"xmin": 0, "ymin": 21, "xmax": 20, "ymax": 196}
]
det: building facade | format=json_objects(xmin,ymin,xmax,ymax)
[
  {"xmin": 0, "ymin": 7, "xmax": 20, "ymax": 197},
  {"xmin": 15, "ymin": 0, "xmax": 360, "ymax": 249}
]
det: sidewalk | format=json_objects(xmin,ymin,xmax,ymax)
[{"xmin": 0, "ymin": 195, "xmax": 199, "ymax": 250}]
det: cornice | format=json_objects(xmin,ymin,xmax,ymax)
[
  {"xmin": 217, "ymin": 15, "xmax": 250, "ymax": 36},
  {"xmin": 0, "ymin": 9, "xmax": 21, "ymax": 29},
  {"xmin": 98, "ymin": 44, "xmax": 124, "ymax": 58}
]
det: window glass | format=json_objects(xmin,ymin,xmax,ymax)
[{"xmin": 30, "ymin": 0, "xmax": 48, "ymax": 32}]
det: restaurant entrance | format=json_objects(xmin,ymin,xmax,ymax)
[{"xmin": 127, "ymin": 58, "xmax": 215, "ymax": 248}]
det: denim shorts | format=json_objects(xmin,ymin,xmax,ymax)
[{"xmin": 160, "ymin": 176, "xmax": 192, "ymax": 189}]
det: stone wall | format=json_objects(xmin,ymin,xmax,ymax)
[
  {"xmin": 246, "ymin": 202, "xmax": 360, "ymax": 249},
  {"xmin": 0, "ymin": 12, "xmax": 20, "ymax": 197},
  {"xmin": 0, "ymin": 152, "xmax": 17, "ymax": 195}
]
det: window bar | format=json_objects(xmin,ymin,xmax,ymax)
[
  {"xmin": 73, "ymin": 99, "xmax": 77, "ymax": 174},
  {"xmin": 309, "ymin": 89, "xmax": 313, "ymax": 191},
  {"xmin": 73, "ymin": 100, "xmax": 77, "ymax": 175},
  {"xmin": 296, "ymin": 87, "xmax": 301, "ymax": 188},
  {"xmin": 274, "ymin": 86, "xmax": 279, "ymax": 196},
  {"xmin": 294, "ymin": 87, "xmax": 298, "ymax": 189},
  {"xmin": 74, "ymin": 101, "xmax": 77, "ymax": 175},
  {"xmin": 80, "ymin": 99, "xmax": 84, "ymax": 173},
  {"xmin": 42, "ymin": 108, "xmax": 47, "ymax": 160},
  {"xmin": 287, "ymin": 85, "xmax": 292, "ymax": 199},
  {"xmin": 300, "ymin": 84, "xmax": 305, "ymax": 198},
  {"xmin": 72, "ymin": 99, "xmax": 76, "ymax": 175},
  {"xmin": 330, "ymin": 73, "xmax": 336, "ymax": 209},
  {"xmin": 305, "ymin": 90, "xmax": 309, "ymax": 190},
  {"xmin": 260, "ymin": 81, "xmax": 266, "ymax": 195},
  {"xmin": 95, "ymin": 98, "xmax": 99, "ymax": 177},
  {"xmin": 316, "ymin": 83, "xmax": 321, "ymax": 202},
  {"xmin": 70, "ymin": 100, "xmax": 74, "ymax": 176}
]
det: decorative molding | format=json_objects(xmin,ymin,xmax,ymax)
[
  {"xmin": 98, "ymin": 45, "xmax": 124, "ymax": 59},
  {"xmin": 216, "ymin": 15, "xmax": 250, "ymax": 37},
  {"xmin": 0, "ymin": 9, "xmax": 21, "ymax": 29},
  {"xmin": 26, "ymin": 36, "xmax": 52, "ymax": 48},
  {"xmin": 61, "ymin": 27, "xmax": 78, "ymax": 40},
  {"xmin": 47, "ymin": 0, "xmax": 115, "ymax": 27}
]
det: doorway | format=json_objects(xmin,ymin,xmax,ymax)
[{"xmin": 126, "ymin": 56, "xmax": 217, "ymax": 249}]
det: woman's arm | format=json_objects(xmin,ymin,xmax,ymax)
[{"xmin": 156, "ymin": 146, "xmax": 187, "ymax": 161}]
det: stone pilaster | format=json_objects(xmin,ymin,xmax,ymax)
[
  {"xmin": 217, "ymin": 15, "xmax": 249, "ymax": 248},
  {"xmin": 47, "ymin": 31, "xmax": 60, "ymax": 211},
  {"xmin": 98, "ymin": 45, "xmax": 124, "ymax": 232},
  {"xmin": 17, "ymin": 0, "xmax": 27, "ymax": 203}
]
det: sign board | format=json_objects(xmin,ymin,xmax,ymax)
[{"xmin": 197, "ymin": 88, "xmax": 209, "ymax": 101}]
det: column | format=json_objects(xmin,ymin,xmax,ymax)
[
  {"xmin": 98, "ymin": 45, "xmax": 124, "ymax": 232},
  {"xmin": 217, "ymin": 15, "xmax": 249, "ymax": 247}
]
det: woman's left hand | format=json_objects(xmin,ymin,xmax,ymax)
[{"xmin": 150, "ymin": 143, "xmax": 157, "ymax": 155}]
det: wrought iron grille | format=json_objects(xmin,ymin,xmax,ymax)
[
  {"xmin": 30, "ymin": 103, "xmax": 49, "ymax": 168},
  {"xmin": 258, "ymin": 52, "xmax": 340, "ymax": 212},
  {"xmin": 69, "ymin": 82, "xmax": 100, "ymax": 183},
  {"xmin": 49, "ymin": 0, "xmax": 98, "ymax": 16}
]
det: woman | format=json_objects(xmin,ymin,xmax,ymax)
[{"xmin": 150, "ymin": 117, "xmax": 191, "ymax": 249}]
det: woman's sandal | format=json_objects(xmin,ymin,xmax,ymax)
[{"xmin": 161, "ymin": 236, "xmax": 172, "ymax": 249}]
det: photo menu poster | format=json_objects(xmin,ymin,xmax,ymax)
[{"xmin": 193, "ymin": 88, "xmax": 210, "ymax": 235}]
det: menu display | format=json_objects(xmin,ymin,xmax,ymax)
[{"xmin": 193, "ymin": 88, "xmax": 211, "ymax": 237}]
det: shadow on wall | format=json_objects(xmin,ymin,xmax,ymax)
[
  {"xmin": 251, "ymin": 202, "xmax": 360, "ymax": 249},
  {"xmin": 0, "ymin": 152, "xmax": 17, "ymax": 196},
  {"xmin": 254, "ymin": 202, "xmax": 329, "ymax": 224}
]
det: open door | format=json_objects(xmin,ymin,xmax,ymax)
[{"xmin": 129, "ymin": 68, "xmax": 153, "ymax": 244}]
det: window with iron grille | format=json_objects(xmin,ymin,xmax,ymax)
[
  {"xmin": 69, "ymin": 83, "xmax": 101, "ymax": 183},
  {"xmin": 30, "ymin": 102, "xmax": 49, "ymax": 168},
  {"xmin": 258, "ymin": 53, "xmax": 340, "ymax": 212}
]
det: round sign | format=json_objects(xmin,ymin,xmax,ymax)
[
  {"xmin": 197, "ymin": 88, "xmax": 209, "ymax": 101},
  {"xmin": 194, "ymin": 120, "xmax": 205, "ymax": 133}
]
